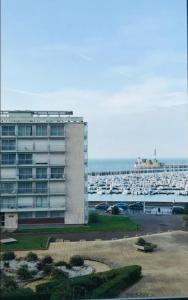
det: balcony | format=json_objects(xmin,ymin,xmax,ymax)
[{"xmin": 1, "ymin": 189, "xmax": 65, "ymax": 195}]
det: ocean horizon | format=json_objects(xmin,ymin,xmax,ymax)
[{"xmin": 88, "ymin": 158, "xmax": 188, "ymax": 173}]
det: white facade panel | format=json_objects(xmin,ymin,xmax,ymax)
[
  {"xmin": 49, "ymin": 181, "xmax": 66, "ymax": 194},
  {"xmin": 49, "ymin": 196, "xmax": 66, "ymax": 208},
  {"xmin": 1, "ymin": 168, "xmax": 17, "ymax": 179},
  {"xmin": 33, "ymin": 153, "xmax": 49, "ymax": 164},
  {"xmin": 17, "ymin": 139, "xmax": 33, "ymax": 151},
  {"xmin": 50, "ymin": 153, "xmax": 65, "ymax": 165}
]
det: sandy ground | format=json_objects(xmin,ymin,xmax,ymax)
[{"xmin": 16, "ymin": 230, "xmax": 188, "ymax": 297}]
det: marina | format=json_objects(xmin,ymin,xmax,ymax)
[{"xmin": 88, "ymin": 159, "xmax": 188, "ymax": 214}]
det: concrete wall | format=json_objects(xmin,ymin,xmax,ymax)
[
  {"xmin": 64, "ymin": 123, "xmax": 86, "ymax": 224},
  {"xmin": 4, "ymin": 213, "xmax": 18, "ymax": 232}
]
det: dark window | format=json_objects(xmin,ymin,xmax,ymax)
[{"xmin": 2, "ymin": 125, "xmax": 15, "ymax": 136}]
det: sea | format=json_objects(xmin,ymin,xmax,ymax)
[{"xmin": 88, "ymin": 158, "xmax": 188, "ymax": 206}]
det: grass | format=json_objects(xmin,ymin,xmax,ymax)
[
  {"xmin": 19, "ymin": 215, "xmax": 138, "ymax": 234},
  {"xmin": 0, "ymin": 236, "xmax": 48, "ymax": 252},
  {"xmin": 0, "ymin": 215, "xmax": 138, "ymax": 251}
]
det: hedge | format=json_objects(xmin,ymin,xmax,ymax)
[
  {"xmin": 91, "ymin": 265, "xmax": 142, "ymax": 299},
  {"xmin": 1, "ymin": 288, "xmax": 39, "ymax": 300},
  {"xmin": 36, "ymin": 265, "xmax": 142, "ymax": 299}
]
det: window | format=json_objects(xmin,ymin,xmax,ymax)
[
  {"xmin": 18, "ymin": 125, "xmax": 32, "ymax": 136},
  {"xmin": 51, "ymin": 167, "xmax": 64, "ymax": 178},
  {"xmin": 19, "ymin": 168, "xmax": 32, "ymax": 179},
  {"xmin": 18, "ymin": 153, "xmax": 32, "ymax": 164},
  {"xmin": 2, "ymin": 125, "xmax": 15, "ymax": 136},
  {"xmin": 18, "ymin": 182, "xmax": 32, "ymax": 193},
  {"xmin": 1, "ymin": 153, "xmax": 16, "ymax": 165},
  {"xmin": 0, "ymin": 198, "xmax": 16, "ymax": 209},
  {"xmin": 36, "ymin": 168, "xmax": 47, "ymax": 179},
  {"xmin": 36, "ymin": 125, "xmax": 47, "ymax": 136},
  {"xmin": 36, "ymin": 182, "xmax": 47, "ymax": 193},
  {"xmin": 50, "ymin": 125, "xmax": 64, "ymax": 136},
  {"xmin": 35, "ymin": 196, "xmax": 48, "ymax": 208},
  {"xmin": 50, "ymin": 211, "xmax": 64, "ymax": 217},
  {"xmin": 35, "ymin": 211, "xmax": 48, "ymax": 218},
  {"xmin": 19, "ymin": 212, "xmax": 33, "ymax": 219},
  {"xmin": 1, "ymin": 183, "xmax": 16, "ymax": 194},
  {"xmin": 2, "ymin": 139, "xmax": 16, "ymax": 150}
]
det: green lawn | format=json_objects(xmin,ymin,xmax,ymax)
[
  {"xmin": 0, "ymin": 236, "xmax": 48, "ymax": 252},
  {"xmin": 0, "ymin": 215, "xmax": 138, "ymax": 251},
  {"xmin": 19, "ymin": 215, "xmax": 138, "ymax": 233}
]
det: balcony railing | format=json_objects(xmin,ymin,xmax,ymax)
[
  {"xmin": 0, "ymin": 145, "xmax": 66, "ymax": 152},
  {"xmin": 1, "ymin": 189, "xmax": 65, "ymax": 194}
]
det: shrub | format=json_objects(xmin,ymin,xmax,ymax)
[
  {"xmin": 26, "ymin": 252, "xmax": 38, "ymax": 262},
  {"xmin": 54, "ymin": 261, "xmax": 72, "ymax": 269},
  {"xmin": 41, "ymin": 255, "xmax": 53, "ymax": 265},
  {"xmin": 17, "ymin": 265, "xmax": 32, "ymax": 280},
  {"xmin": 70, "ymin": 255, "xmax": 84, "ymax": 267},
  {"xmin": 4, "ymin": 262, "xmax": 10, "ymax": 268},
  {"xmin": 43, "ymin": 264, "xmax": 54, "ymax": 276},
  {"xmin": 111, "ymin": 205, "xmax": 120, "ymax": 215},
  {"xmin": 51, "ymin": 268, "xmax": 67, "ymax": 280},
  {"xmin": 89, "ymin": 211, "xmax": 100, "ymax": 224},
  {"xmin": 36, "ymin": 262, "xmax": 43, "ymax": 271},
  {"xmin": 1, "ymin": 288, "xmax": 38, "ymax": 300},
  {"xmin": 1, "ymin": 275, "xmax": 18, "ymax": 292},
  {"xmin": 136, "ymin": 237, "xmax": 146, "ymax": 246},
  {"xmin": 91, "ymin": 265, "xmax": 142, "ymax": 298},
  {"xmin": 2, "ymin": 252, "xmax": 15, "ymax": 261}
]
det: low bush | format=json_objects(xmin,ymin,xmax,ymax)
[
  {"xmin": 1, "ymin": 276, "xmax": 18, "ymax": 292},
  {"xmin": 26, "ymin": 252, "xmax": 38, "ymax": 262},
  {"xmin": 36, "ymin": 265, "xmax": 142, "ymax": 300},
  {"xmin": 1, "ymin": 288, "xmax": 39, "ymax": 300},
  {"xmin": 136, "ymin": 237, "xmax": 146, "ymax": 246},
  {"xmin": 4, "ymin": 262, "xmax": 10, "ymax": 268},
  {"xmin": 70, "ymin": 255, "xmax": 84, "ymax": 267},
  {"xmin": 43, "ymin": 264, "xmax": 54, "ymax": 276},
  {"xmin": 54, "ymin": 261, "xmax": 72, "ymax": 269},
  {"xmin": 91, "ymin": 265, "xmax": 142, "ymax": 298},
  {"xmin": 17, "ymin": 265, "xmax": 32, "ymax": 280},
  {"xmin": 41, "ymin": 255, "xmax": 53, "ymax": 265},
  {"xmin": 51, "ymin": 268, "xmax": 67, "ymax": 280},
  {"xmin": 2, "ymin": 251, "xmax": 15, "ymax": 261},
  {"xmin": 89, "ymin": 211, "xmax": 100, "ymax": 224}
]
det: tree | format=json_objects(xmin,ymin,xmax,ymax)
[{"xmin": 111, "ymin": 205, "xmax": 120, "ymax": 215}]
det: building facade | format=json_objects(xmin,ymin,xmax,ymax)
[{"xmin": 0, "ymin": 111, "xmax": 88, "ymax": 231}]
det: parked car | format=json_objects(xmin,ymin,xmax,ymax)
[
  {"xmin": 116, "ymin": 202, "xmax": 128, "ymax": 210},
  {"xmin": 172, "ymin": 206, "xmax": 184, "ymax": 214},
  {"xmin": 95, "ymin": 202, "xmax": 109, "ymax": 210},
  {"xmin": 129, "ymin": 202, "xmax": 143, "ymax": 210}
]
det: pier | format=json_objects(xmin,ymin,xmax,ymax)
[{"xmin": 88, "ymin": 164, "xmax": 188, "ymax": 176}]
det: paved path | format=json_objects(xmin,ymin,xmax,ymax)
[{"xmin": 15, "ymin": 231, "xmax": 188, "ymax": 297}]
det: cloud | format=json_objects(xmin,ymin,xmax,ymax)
[{"xmin": 2, "ymin": 77, "xmax": 186, "ymax": 118}]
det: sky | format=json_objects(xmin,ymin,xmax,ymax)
[{"xmin": 1, "ymin": 0, "xmax": 188, "ymax": 159}]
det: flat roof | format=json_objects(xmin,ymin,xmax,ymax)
[{"xmin": 1, "ymin": 110, "xmax": 73, "ymax": 116}]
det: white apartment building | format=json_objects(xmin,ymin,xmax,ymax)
[{"xmin": 0, "ymin": 111, "xmax": 88, "ymax": 231}]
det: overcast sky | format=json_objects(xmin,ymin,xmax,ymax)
[{"xmin": 1, "ymin": 0, "xmax": 188, "ymax": 159}]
